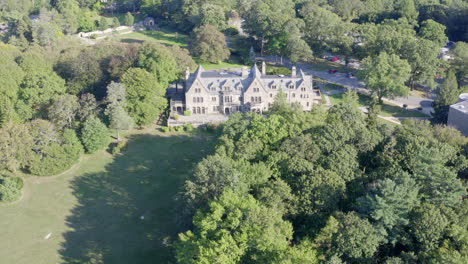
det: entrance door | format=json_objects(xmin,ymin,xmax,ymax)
[{"xmin": 225, "ymin": 107, "xmax": 230, "ymax": 115}]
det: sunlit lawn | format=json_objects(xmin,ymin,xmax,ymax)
[
  {"xmin": 117, "ymin": 29, "xmax": 189, "ymax": 47},
  {"xmin": 0, "ymin": 129, "xmax": 214, "ymax": 264}
]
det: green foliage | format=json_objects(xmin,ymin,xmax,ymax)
[
  {"xmin": 121, "ymin": 68, "xmax": 166, "ymax": 126},
  {"xmin": 112, "ymin": 17, "xmax": 120, "ymax": 27},
  {"xmin": 362, "ymin": 52, "xmax": 412, "ymax": 102},
  {"xmin": 184, "ymin": 123, "xmax": 194, "ymax": 131},
  {"xmin": 419, "ymin": 19, "xmax": 448, "ymax": 47},
  {"xmin": 29, "ymin": 127, "xmax": 84, "ymax": 176},
  {"xmin": 80, "ymin": 116, "xmax": 110, "ymax": 154},
  {"xmin": 184, "ymin": 110, "xmax": 192, "ymax": 116},
  {"xmin": 137, "ymin": 42, "xmax": 179, "ymax": 88},
  {"xmin": 176, "ymin": 190, "xmax": 294, "ymax": 263},
  {"xmin": 191, "ymin": 25, "xmax": 230, "ymax": 63},
  {"xmin": 99, "ymin": 17, "xmax": 109, "ymax": 31},
  {"xmin": 109, "ymin": 141, "xmax": 128, "ymax": 155},
  {"xmin": 0, "ymin": 122, "xmax": 34, "ymax": 173},
  {"xmin": 410, "ymin": 203, "xmax": 449, "ymax": 252},
  {"xmin": 0, "ymin": 176, "xmax": 23, "ymax": 202},
  {"xmin": 432, "ymin": 70, "xmax": 459, "ymax": 123},
  {"xmin": 124, "ymin": 12, "xmax": 134, "ymax": 26}
]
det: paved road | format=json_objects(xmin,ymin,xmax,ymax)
[{"xmin": 258, "ymin": 56, "xmax": 435, "ymax": 115}]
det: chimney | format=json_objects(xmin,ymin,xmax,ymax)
[
  {"xmin": 185, "ymin": 67, "xmax": 190, "ymax": 80},
  {"xmin": 292, "ymin": 66, "xmax": 296, "ymax": 76},
  {"xmin": 242, "ymin": 66, "xmax": 249, "ymax": 78},
  {"xmin": 261, "ymin": 61, "xmax": 266, "ymax": 75}
]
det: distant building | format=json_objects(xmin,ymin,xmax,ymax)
[
  {"xmin": 447, "ymin": 94, "xmax": 468, "ymax": 136},
  {"xmin": 169, "ymin": 62, "xmax": 321, "ymax": 118}
]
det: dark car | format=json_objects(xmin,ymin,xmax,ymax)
[{"xmin": 329, "ymin": 69, "xmax": 338, "ymax": 73}]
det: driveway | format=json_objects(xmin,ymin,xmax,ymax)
[{"xmin": 258, "ymin": 56, "xmax": 434, "ymax": 115}]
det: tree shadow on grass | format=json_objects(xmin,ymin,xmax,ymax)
[{"xmin": 60, "ymin": 134, "xmax": 213, "ymax": 264}]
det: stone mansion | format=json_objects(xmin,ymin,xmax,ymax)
[{"xmin": 170, "ymin": 62, "xmax": 321, "ymax": 117}]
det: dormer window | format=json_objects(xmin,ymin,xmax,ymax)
[
  {"xmin": 289, "ymin": 85, "xmax": 294, "ymax": 89},
  {"xmin": 224, "ymin": 86, "xmax": 230, "ymax": 91},
  {"xmin": 301, "ymin": 87, "xmax": 306, "ymax": 91},
  {"xmin": 253, "ymin": 88, "xmax": 260, "ymax": 92},
  {"xmin": 271, "ymin": 85, "xmax": 277, "ymax": 89},
  {"xmin": 195, "ymin": 88, "xmax": 201, "ymax": 93}
]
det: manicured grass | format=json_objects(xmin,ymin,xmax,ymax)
[
  {"xmin": 201, "ymin": 61, "xmax": 246, "ymax": 70},
  {"xmin": 329, "ymin": 93, "xmax": 429, "ymax": 118},
  {"xmin": 0, "ymin": 129, "xmax": 214, "ymax": 264},
  {"xmin": 117, "ymin": 29, "xmax": 189, "ymax": 47}
]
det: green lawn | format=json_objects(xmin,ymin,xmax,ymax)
[
  {"xmin": 329, "ymin": 93, "xmax": 429, "ymax": 118},
  {"xmin": 117, "ymin": 29, "xmax": 189, "ymax": 47},
  {"xmin": 0, "ymin": 130, "xmax": 214, "ymax": 264},
  {"xmin": 308, "ymin": 58, "xmax": 356, "ymax": 73},
  {"xmin": 200, "ymin": 61, "xmax": 246, "ymax": 70},
  {"xmin": 324, "ymin": 83, "xmax": 345, "ymax": 91}
]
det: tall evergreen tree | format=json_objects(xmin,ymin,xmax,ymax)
[{"xmin": 432, "ymin": 70, "xmax": 459, "ymax": 123}]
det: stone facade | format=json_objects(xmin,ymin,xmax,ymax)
[{"xmin": 170, "ymin": 62, "xmax": 321, "ymax": 117}]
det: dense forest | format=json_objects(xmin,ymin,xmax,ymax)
[
  {"xmin": 176, "ymin": 93, "xmax": 468, "ymax": 263},
  {"xmin": 0, "ymin": 0, "xmax": 467, "ymax": 263}
]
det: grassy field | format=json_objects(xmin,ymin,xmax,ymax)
[
  {"xmin": 200, "ymin": 61, "xmax": 246, "ymax": 70},
  {"xmin": 117, "ymin": 29, "xmax": 189, "ymax": 47},
  {"xmin": 308, "ymin": 58, "xmax": 357, "ymax": 73},
  {"xmin": 0, "ymin": 129, "xmax": 214, "ymax": 264},
  {"xmin": 329, "ymin": 93, "xmax": 429, "ymax": 118}
]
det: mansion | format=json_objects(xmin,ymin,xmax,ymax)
[{"xmin": 170, "ymin": 62, "xmax": 321, "ymax": 117}]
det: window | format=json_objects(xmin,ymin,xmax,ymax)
[
  {"xmin": 253, "ymin": 87, "xmax": 259, "ymax": 92},
  {"xmin": 271, "ymin": 85, "xmax": 277, "ymax": 89},
  {"xmin": 195, "ymin": 88, "xmax": 201, "ymax": 93},
  {"xmin": 212, "ymin": 97, "xmax": 217, "ymax": 102},
  {"xmin": 213, "ymin": 106, "xmax": 217, "ymax": 111},
  {"xmin": 307, "ymin": 102, "xmax": 310, "ymax": 107},
  {"xmin": 224, "ymin": 96, "xmax": 232, "ymax": 103},
  {"xmin": 224, "ymin": 86, "xmax": 230, "ymax": 91},
  {"xmin": 301, "ymin": 87, "xmax": 306, "ymax": 91},
  {"xmin": 270, "ymin": 93, "xmax": 273, "ymax": 98},
  {"xmin": 292, "ymin": 93, "xmax": 296, "ymax": 98},
  {"xmin": 289, "ymin": 85, "xmax": 294, "ymax": 89},
  {"xmin": 193, "ymin": 97, "xmax": 196, "ymax": 103}
]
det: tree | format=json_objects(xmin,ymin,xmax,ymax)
[
  {"xmin": 55, "ymin": 0, "xmax": 81, "ymax": 34},
  {"xmin": 80, "ymin": 116, "xmax": 110, "ymax": 153},
  {"xmin": 190, "ymin": 25, "xmax": 230, "ymax": 63},
  {"xmin": 105, "ymin": 81, "xmax": 134, "ymax": 141},
  {"xmin": 362, "ymin": 52, "xmax": 412, "ymax": 103},
  {"xmin": 357, "ymin": 172, "xmax": 419, "ymax": 240},
  {"xmin": 419, "ymin": 19, "xmax": 448, "ymax": 47},
  {"xmin": 121, "ymin": 68, "xmax": 166, "ymax": 126},
  {"xmin": 99, "ymin": 17, "xmax": 109, "ymax": 30},
  {"xmin": 137, "ymin": 42, "xmax": 179, "ymax": 87},
  {"xmin": 0, "ymin": 122, "xmax": 33, "ymax": 173},
  {"xmin": 432, "ymin": 70, "xmax": 459, "ymax": 123},
  {"xmin": 242, "ymin": 0, "xmax": 296, "ymax": 55},
  {"xmin": 410, "ymin": 203, "xmax": 449, "ymax": 252},
  {"xmin": 316, "ymin": 212, "xmax": 382, "ymax": 261},
  {"xmin": 396, "ymin": 0, "xmax": 419, "ymax": 24},
  {"xmin": 124, "ymin": 12, "xmax": 134, "ymax": 26},
  {"xmin": 0, "ymin": 177, "xmax": 23, "ymax": 202},
  {"xmin": 176, "ymin": 190, "xmax": 294, "ymax": 263},
  {"xmin": 112, "ymin": 17, "xmax": 120, "ymax": 27},
  {"xmin": 199, "ymin": 3, "xmax": 227, "ymax": 30},
  {"xmin": 48, "ymin": 94, "xmax": 79, "ymax": 129},
  {"xmin": 106, "ymin": 105, "xmax": 134, "ymax": 141},
  {"xmin": 287, "ymin": 35, "xmax": 313, "ymax": 63},
  {"xmin": 77, "ymin": 93, "xmax": 98, "ymax": 122}
]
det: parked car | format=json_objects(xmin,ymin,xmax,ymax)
[
  {"xmin": 329, "ymin": 69, "xmax": 338, "ymax": 73},
  {"xmin": 330, "ymin": 57, "xmax": 339, "ymax": 62},
  {"xmin": 346, "ymin": 72, "xmax": 354, "ymax": 78}
]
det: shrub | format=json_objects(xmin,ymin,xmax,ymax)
[
  {"xmin": 80, "ymin": 117, "xmax": 111, "ymax": 153},
  {"xmin": 0, "ymin": 177, "xmax": 23, "ymax": 202},
  {"xmin": 175, "ymin": 126, "xmax": 184, "ymax": 132},
  {"xmin": 161, "ymin": 126, "xmax": 170, "ymax": 133},
  {"xmin": 29, "ymin": 129, "xmax": 84, "ymax": 176},
  {"xmin": 206, "ymin": 123, "xmax": 221, "ymax": 133},
  {"xmin": 184, "ymin": 123, "xmax": 195, "ymax": 132},
  {"xmin": 90, "ymin": 34, "xmax": 98, "ymax": 39},
  {"xmin": 184, "ymin": 110, "xmax": 192, "ymax": 116},
  {"xmin": 110, "ymin": 142, "xmax": 128, "ymax": 155},
  {"xmin": 175, "ymin": 114, "xmax": 181, "ymax": 120}
]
